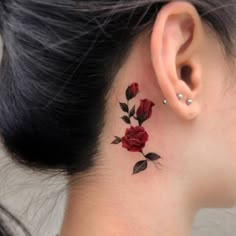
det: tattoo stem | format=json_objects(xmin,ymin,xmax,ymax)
[
  {"xmin": 127, "ymin": 99, "xmax": 132, "ymax": 127},
  {"xmin": 141, "ymin": 151, "xmax": 146, "ymax": 158}
]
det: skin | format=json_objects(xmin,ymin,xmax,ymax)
[{"xmin": 60, "ymin": 1, "xmax": 236, "ymax": 236}]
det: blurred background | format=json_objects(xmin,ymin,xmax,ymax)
[{"xmin": 0, "ymin": 38, "xmax": 236, "ymax": 236}]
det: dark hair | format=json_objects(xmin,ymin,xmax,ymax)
[{"xmin": 0, "ymin": 0, "xmax": 236, "ymax": 235}]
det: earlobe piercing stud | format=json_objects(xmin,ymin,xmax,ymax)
[
  {"xmin": 186, "ymin": 99, "xmax": 193, "ymax": 106},
  {"xmin": 177, "ymin": 93, "xmax": 184, "ymax": 100},
  {"xmin": 163, "ymin": 94, "xmax": 192, "ymax": 106}
]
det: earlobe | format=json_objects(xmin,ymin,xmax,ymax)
[{"xmin": 150, "ymin": 1, "xmax": 203, "ymax": 120}]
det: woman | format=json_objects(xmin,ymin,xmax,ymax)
[{"xmin": 1, "ymin": 0, "xmax": 236, "ymax": 235}]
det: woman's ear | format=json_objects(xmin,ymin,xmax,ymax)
[{"xmin": 150, "ymin": 1, "xmax": 204, "ymax": 120}]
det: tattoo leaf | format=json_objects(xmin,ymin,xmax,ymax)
[
  {"xmin": 111, "ymin": 136, "xmax": 122, "ymax": 144},
  {"xmin": 133, "ymin": 160, "xmax": 148, "ymax": 174},
  {"xmin": 126, "ymin": 88, "xmax": 132, "ymax": 101},
  {"xmin": 145, "ymin": 153, "xmax": 161, "ymax": 161},
  {"xmin": 121, "ymin": 116, "xmax": 131, "ymax": 124},
  {"xmin": 119, "ymin": 102, "xmax": 129, "ymax": 113},
  {"xmin": 129, "ymin": 105, "xmax": 135, "ymax": 117}
]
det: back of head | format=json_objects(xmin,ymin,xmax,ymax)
[{"xmin": 0, "ymin": 0, "xmax": 167, "ymax": 176}]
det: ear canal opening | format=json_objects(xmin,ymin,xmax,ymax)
[{"xmin": 180, "ymin": 65, "xmax": 193, "ymax": 90}]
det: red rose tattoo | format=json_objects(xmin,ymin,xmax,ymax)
[
  {"xmin": 136, "ymin": 99, "xmax": 155, "ymax": 126},
  {"xmin": 121, "ymin": 126, "xmax": 148, "ymax": 152},
  {"xmin": 111, "ymin": 82, "xmax": 161, "ymax": 175},
  {"xmin": 126, "ymin": 82, "xmax": 139, "ymax": 100}
]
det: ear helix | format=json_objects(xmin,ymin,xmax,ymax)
[{"xmin": 163, "ymin": 93, "xmax": 192, "ymax": 106}]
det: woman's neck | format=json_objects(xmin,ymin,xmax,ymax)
[{"xmin": 60, "ymin": 167, "xmax": 198, "ymax": 236}]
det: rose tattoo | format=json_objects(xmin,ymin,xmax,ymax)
[
  {"xmin": 122, "ymin": 126, "xmax": 148, "ymax": 152},
  {"xmin": 111, "ymin": 82, "xmax": 161, "ymax": 175}
]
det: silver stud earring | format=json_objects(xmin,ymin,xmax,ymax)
[
  {"xmin": 177, "ymin": 93, "xmax": 184, "ymax": 100},
  {"xmin": 163, "ymin": 99, "xmax": 168, "ymax": 105},
  {"xmin": 163, "ymin": 94, "xmax": 193, "ymax": 106},
  {"xmin": 163, "ymin": 93, "xmax": 183, "ymax": 105},
  {"xmin": 186, "ymin": 99, "xmax": 193, "ymax": 105}
]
